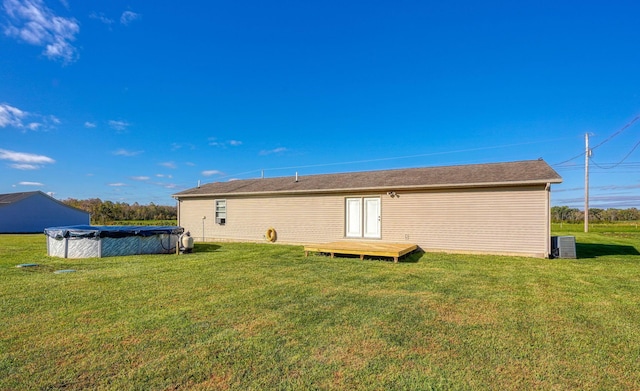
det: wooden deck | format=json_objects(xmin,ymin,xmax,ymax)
[{"xmin": 304, "ymin": 242, "xmax": 418, "ymax": 263}]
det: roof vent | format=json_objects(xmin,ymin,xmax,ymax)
[{"xmin": 295, "ymin": 172, "xmax": 299, "ymax": 182}]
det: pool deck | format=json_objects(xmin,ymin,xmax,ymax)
[{"xmin": 304, "ymin": 241, "xmax": 418, "ymax": 263}]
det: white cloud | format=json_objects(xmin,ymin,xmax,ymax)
[
  {"xmin": 160, "ymin": 161, "xmax": 176, "ymax": 169},
  {"xmin": 19, "ymin": 181, "xmax": 43, "ymax": 186},
  {"xmin": 108, "ymin": 120, "xmax": 130, "ymax": 131},
  {"xmin": 113, "ymin": 148, "xmax": 143, "ymax": 157},
  {"xmin": 108, "ymin": 182, "xmax": 126, "ymax": 187},
  {"xmin": 120, "ymin": 10, "xmax": 140, "ymax": 25},
  {"xmin": 202, "ymin": 170, "xmax": 223, "ymax": 176},
  {"xmin": 10, "ymin": 163, "xmax": 38, "ymax": 170},
  {"xmin": 0, "ymin": 149, "xmax": 55, "ymax": 167},
  {"xmin": 131, "ymin": 176, "xmax": 150, "ymax": 181},
  {"xmin": 209, "ymin": 137, "xmax": 243, "ymax": 147},
  {"xmin": 156, "ymin": 174, "xmax": 173, "ymax": 178},
  {"xmin": 0, "ymin": 103, "xmax": 26, "ymax": 127},
  {"xmin": 0, "ymin": 103, "xmax": 59, "ymax": 130},
  {"xmin": 84, "ymin": 121, "xmax": 96, "ymax": 128},
  {"xmin": 259, "ymin": 147, "xmax": 288, "ymax": 156},
  {"xmin": 171, "ymin": 142, "xmax": 196, "ymax": 151},
  {"xmin": 3, "ymin": 0, "xmax": 80, "ymax": 63},
  {"xmin": 89, "ymin": 11, "xmax": 113, "ymax": 25}
]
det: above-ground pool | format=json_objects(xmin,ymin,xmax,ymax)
[{"xmin": 44, "ymin": 225, "xmax": 184, "ymax": 258}]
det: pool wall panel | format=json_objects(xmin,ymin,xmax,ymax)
[{"xmin": 45, "ymin": 226, "xmax": 183, "ymax": 258}]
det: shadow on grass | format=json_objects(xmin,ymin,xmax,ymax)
[
  {"xmin": 193, "ymin": 243, "xmax": 221, "ymax": 253},
  {"xmin": 577, "ymin": 243, "xmax": 640, "ymax": 259},
  {"xmin": 399, "ymin": 250, "xmax": 425, "ymax": 263},
  {"xmin": 15, "ymin": 264, "xmax": 57, "ymax": 273},
  {"xmin": 312, "ymin": 249, "xmax": 425, "ymax": 263}
]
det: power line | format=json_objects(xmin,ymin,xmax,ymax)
[
  {"xmin": 591, "ymin": 114, "xmax": 640, "ymax": 150},
  {"xmin": 552, "ymin": 151, "xmax": 585, "ymax": 167},
  {"xmin": 554, "ymin": 161, "xmax": 640, "ymax": 172},
  {"xmin": 552, "ymin": 114, "xmax": 640, "ymax": 167},
  {"xmin": 219, "ymin": 137, "xmax": 574, "ymax": 180},
  {"xmin": 590, "ymin": 138, "xmax": 640, "ymax": 169},
  {"xmin": 215, "ymin": 114, "xmax": 640, "ymax": 181}
]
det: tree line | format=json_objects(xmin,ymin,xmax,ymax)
[
  {"xmin": 551, "ymin": 206, "xmax": 640, "ymax": 223},
  {"xmin": 61, "ymin": 199, "xmax": 638, "ymax": 225},
  {"xmin": 63, "ymin": 198, "xmax": 177, "ymax": 224}
]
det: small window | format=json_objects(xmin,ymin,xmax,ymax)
[{"xmin": 215, "ymin": 199, "xmax": 226, "ymax": 224}]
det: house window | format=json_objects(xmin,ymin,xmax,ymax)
[
  {"xmin": 345, "ymin": 197, "xmax": 381, "ymax": 239},
  {"xmin": 215, "ymin": 199, "xmax": 226, "ymax": 224}
]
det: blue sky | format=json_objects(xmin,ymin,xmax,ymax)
[{"xmin": 1, "ymin": 0, "xmax": 640, "ymax": 208}]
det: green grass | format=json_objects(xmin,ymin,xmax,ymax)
[
  {"xmin": 1, "ymin": 231, "xmax": 639, "ymax": 390},
  {"xmin": 105, "ymin": 220, "xmax": 178, "ymax": 226},
  {"xmin": 553, "ymin": 222, "xmax": 640, "ymax": 233}
]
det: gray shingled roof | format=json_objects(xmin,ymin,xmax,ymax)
[
  {"xmin": 0, "ymin": 191, "xmax": 90, "ymax": 215},
  {"xmin": 0, "ymin": 191, "xmax": 39, "ymax": 207},
  {"xmin": 173, "ymin": 159, "xmax": 562, "ymax": 198}
]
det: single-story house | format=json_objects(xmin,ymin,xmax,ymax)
[
  {"xmin": 172, "ymin": 159, "xmax": 562, "ymax": 258},
  {"xmin": 0, "ymin": 191, "xmax": 90, "ymax": 233}
]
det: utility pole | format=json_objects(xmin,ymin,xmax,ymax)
[{"xmin": 584, "ymin": 133, "xmax": 590, "ymax": 233}]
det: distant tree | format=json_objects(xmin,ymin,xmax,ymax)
[
  {"xmin": 551, "ymin": 206, "xmax": 581, "ymax": 225},
  {"xmin": 620, "ymin": 208, "xmax": 640, "ymax": 221},
  {"xmin": 589, "ymin": 208, "xmax": 604, "ymax": 223},
  {"xmin": 603, "ymin": 208, "xmax": 619, "ymax": 222},
  {"xmin": 61, "ymin": 198, "xmax": 177, "ymax": 224},
  {"xmin": 552, "ymin": 206, "xmax": 639, "ymax": 224}
]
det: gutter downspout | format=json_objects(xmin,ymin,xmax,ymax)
[{"xmin": 545, "ymin": 183, "xmax": 551, "ymax": 258}]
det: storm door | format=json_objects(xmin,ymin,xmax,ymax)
[
  {"xmin": 363, "ymin": 197, "xmax": 381, "ymax": 238},
  {"xmin": 345, "ymin": 197, "xmax": 381, "ymax": 239}
]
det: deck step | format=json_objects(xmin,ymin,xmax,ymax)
[{"xmin": 304, "ymin": 242, "xmax": 417, "ymax": 263}]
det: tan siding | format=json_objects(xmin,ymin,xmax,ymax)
[
  {"xmin": 178, "ymin": 199, "xmax": 211, "ymax": 241},
  {"xmin": 179, "ymin": 194, "xmax": 346, "ymax": 244},
  {"xmin": 382, "ymin": 186, "xmax": 549, "ymax": 257},
  {"xmin": 178, "ymin": 185, "xmax": 551, "ymax": 257}
]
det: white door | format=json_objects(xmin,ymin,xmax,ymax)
[
  {"xmin": 363, "ymin": 197, "xmax": 381, "ymax": 238},
  {"xmin": 345, "ymin": 198, "xmax": 362, "ymax": 237}
]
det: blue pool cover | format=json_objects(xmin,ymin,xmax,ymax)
[{"xmin": 44, "ymin": 225, "xmax": 184, "ymax": 239}]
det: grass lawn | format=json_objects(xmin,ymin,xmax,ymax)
[
  {"xmin": 1, "ymin": 229, "xmax": 639, "ymax": 390},
  {"xmin": 107, "ymin": 220, "xmax": 178, "ymax": 226}
]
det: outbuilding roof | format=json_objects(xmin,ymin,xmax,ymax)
[
  {"xmin": 0, "ymin": 191, "xmax": 41, "ymax": 207},
  {"xmin": 174, "ymin": 159, "xmax": 562, "ymax": 198},
  {"xmin": 0, "ymin": 191, "xmax": 90, "ymax": 215}
]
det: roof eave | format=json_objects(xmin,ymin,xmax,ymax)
[{"xmin": 172, "ymin": 178, "xmax": 562, "ymax": 199}]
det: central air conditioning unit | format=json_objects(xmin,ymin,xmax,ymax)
[{"xmin": 551, "ymin": 236, "xmax": 577, "ymax": 259}]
